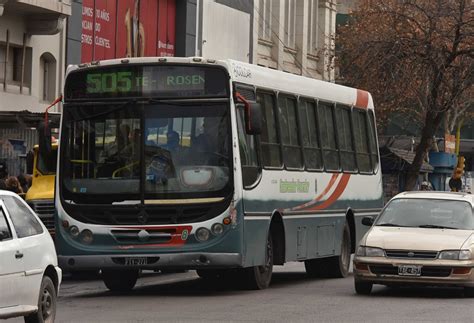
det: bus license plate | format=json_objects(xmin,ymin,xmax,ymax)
[
  {"xmin": 125, "ymin": 257, "xmax": 148, "ymax": 266},
  {"xmin": 398, "ymin": 265, "xmax": 421, "ymax": 276}
]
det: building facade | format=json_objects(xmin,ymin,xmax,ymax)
[
  {"xmin": 0, "ymin": 0, "xmax": 70, "ymax": 176},
  {"xmin": 196, "ymin": 0, "xmax": 337, "ymax": 82},
  {"xmin": 253, "ymin": 0, "xmax": 337, "ymax": 81},
  {"xmin": 0, "ymin": 0, "xmax": 338, "ymax": 176}
]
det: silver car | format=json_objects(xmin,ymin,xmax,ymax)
[{"xmin": 353, "ymin": 191, "xmax": 474, "ymax": 297}]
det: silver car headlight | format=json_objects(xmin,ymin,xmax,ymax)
[
  {"xmin": 438, "ymin": 250, "xmax": 472, "ymax": 260},
  {"xmin": 459, "ymin": 250, "xmax": 472, "ymax": 260},
  {"xmin": 356, "ymin": 246, "xmax": 385, "ymax": 257}
]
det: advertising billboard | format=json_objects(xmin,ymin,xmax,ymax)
[{"xmin": 81, "ymin": 0, "xmax": 176, "ymax": 63}]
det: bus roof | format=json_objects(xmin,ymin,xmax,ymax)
[{"xmin": 66, "ymin": 57, "xmax": 373, "ymax": 109}]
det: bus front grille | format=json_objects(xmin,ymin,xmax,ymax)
[
  {"xmin": 67, "ymin": 203, "xmax": 228, "ymax": 225},
  {"xmin": 63, "ymin": 195, "xmax": 232, "ymax": 225},
  {"xmin": 111, "ymin": 229, "xmax": 174, "ymax": 244}
]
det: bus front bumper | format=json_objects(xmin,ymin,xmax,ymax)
[{"xmin": 59, "ymin": 252, "xmax": 242, "ymax": 271}]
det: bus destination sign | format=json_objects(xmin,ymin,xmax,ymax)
[{"xmin": 65, "ymin": 65, "xmax": 228, "ymax": 100}]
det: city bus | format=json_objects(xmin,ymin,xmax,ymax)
[{"xmin": 49, "ymin": 57, "xmax": 383, "ymax": 291}]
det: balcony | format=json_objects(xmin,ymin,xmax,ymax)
[
  {"xmin": 1, "ymin": 0, "xmax": 70, "ymax": 16},
  {"xmin": 0, "ymin": 0, "xmax": 71, "ymax": 34}
]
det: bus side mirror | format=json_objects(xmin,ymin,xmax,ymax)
[
  {"xmin": 38, "ymin": 121, "xmax": 52, "ymax": 163},
  {"xmin": 362, "ymin": 216, "xmax": 375, "ymax": 226},
  {"xmin": 245, "ymin": 102, "xmax": 262, "ymax": 135},
  {"xmin": 26, "ymin": 150, "xmax": 34, "ymax": 174}
]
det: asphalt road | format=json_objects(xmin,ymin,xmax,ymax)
[{"xmin": 7, "ymin": 262, "xmax": 474, "ymax": 322}]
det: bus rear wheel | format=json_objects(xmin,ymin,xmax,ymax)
[
  {"xmin": 102, "ymin": 269, "xmax": 139, "ymax": 292},
  {"xmin": 240, "ymin": 234, "xmax": 273, "ymax": 290},
  {"xmin": 305, "ymin": 223, "xmax": 351, "ymax": 278}
]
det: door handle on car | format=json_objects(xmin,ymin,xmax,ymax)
[{"xmin": 15, "ymin": 251, "xmax": 23, "ymax": 259}]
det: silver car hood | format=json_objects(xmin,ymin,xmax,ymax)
[{"xmin": 365, "ymin": 227, "xmax": 473, "ymax": 251}]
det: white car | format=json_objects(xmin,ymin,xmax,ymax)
[
  {"xmin": 0, "ymin": 190, "xmax": 62, "ymax": 322},
  {"xmin": 354, "ymin": 191, "xmax": 473, "ymax": 297}
]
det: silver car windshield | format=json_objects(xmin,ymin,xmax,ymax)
[{"xmin": 376, "ymin": 198, "xmax": 474, "ymax": 230}]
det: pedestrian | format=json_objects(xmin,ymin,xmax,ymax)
[
  {"xmin": 17, "ymin": 174, "xmax": 30, "ymax": 193},
  {"xmin": 5, "ymin": 176, "xmax": 24, "ymax": 195},
  {"xmin": 0, "ymin": 178, "xmax": 6, "ymax": 190}
]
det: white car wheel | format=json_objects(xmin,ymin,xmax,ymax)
[{"xmin": 24, "ymin": 276, "xmax": 57, "ymax": 323}]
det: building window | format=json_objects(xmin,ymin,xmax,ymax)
[
  {"xmin": 307, "ymin": 0, "xmax": 319, "ymax": 54},
  {"xmin": 284, "ymin": 0, "xmax": 296, "ymax": 48},
  {"xmin": 258, "ymin": 0, "xmax": 272, "ymax": 41},
  {"xmin": 0, "ymin": 44, "xmax": 32, "ymax": 88},
  {"xmin": 39, "ymin": 53, "xmax": 57, "ymax": 102}
]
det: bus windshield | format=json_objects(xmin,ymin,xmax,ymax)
[{"xmin": 60, "ymin": 102, "xmax": 232, "ymax": 204}]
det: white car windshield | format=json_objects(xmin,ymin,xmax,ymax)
[{"xmin": 376, "ymin": 198, "xmax": 474, "ymax": 230}]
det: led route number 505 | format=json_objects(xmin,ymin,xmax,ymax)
[{"xmin": 87, "ymin": 72, "xmax": 133, "ymax": 93}]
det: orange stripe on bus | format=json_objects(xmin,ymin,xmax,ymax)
[
  {"xmin": 310, "ymin": 174, "xmax": 351, "ymax": 210},
  {"xmin": 355, "ymin": 89, "xmax": 369, "ymax": 109}
]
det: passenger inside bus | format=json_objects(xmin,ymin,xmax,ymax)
[
  {"xmin": 193, "ymin": 118, "xmax": 228, "ymax": 166},
  {"xmin": 162, "ymin": 131, "xmax": 180, "ymax": 153}
]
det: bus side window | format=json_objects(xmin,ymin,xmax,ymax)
[
  {"xmin": 352, "ymin": 109, "xmax": 372, "ymax": 173},
  {"xmin": 236, "ymin": 107, "xmax": 260, "ymax": 188},
  {"xmin": 335, "ymin": 104, "xmax": 356, "ymax": 172},
  {"xmin": 278, "ymin": 95, "xmax": 303, "ymax": 169},
  {"xmin": 298, "ymin": 99, "xmax": 323, "ymax": 171},
  {"xmin": 256, "ymin": 91, "xmax": 282, "ymax": 168},
  {"xmin": 318, "ymin": 101, "xmax": 340, "ymax": 171},
  {"xmin": 367, "ymin": 110, "xmax": 379, "ymax": 172}
]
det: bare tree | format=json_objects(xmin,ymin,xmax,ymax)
[{"xmin": 338, "ymin": 0, "xmax": 474, "ymax": 190}]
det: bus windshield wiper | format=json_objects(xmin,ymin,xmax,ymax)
[
  {"xmin": 418, "ymin": 224, "xmax": 458, "ymax": 230},
  {"xmin": 376, "ymin": 223, "xmax": 410, "ymax": 227}
]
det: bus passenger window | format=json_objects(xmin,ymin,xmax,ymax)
[
  {"xmin": 257, "ymin": 91, "xmax": 282, "ymax": 168},
  {"xmin": 353, "ymin": 109, "xmax": 371, "ymax": 173},
  {"xmin": 298, "ymin": 99, "xmax": 323, "ymax": 170},
  {"xmin": 318, "ymin": 101, "xmax": 340, "ymax": 171},
  {"xmin": 368, "ymin": 110, "xmax": 379, "ymax": 172},
  {"xmin": 335, "ymin": 104, "xmax": 356, "ymax": 172},
  {"xmin": 278, "ymin": 95, "xmax": 303, "ymax": 169}
]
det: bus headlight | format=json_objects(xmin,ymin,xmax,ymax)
[
  {"xmin": 195, "ymin": 228, "xmax": 210, "ymax": 242},
  {"xmin": 69, "ymin": 226, "xmax": 80, "ymax": 238},
  {"xmin": 211, "ymin": 223, "xmax": 224, "ymax": 235},
  {"xmin": 80, "ymin": 229, "xmax": 94, "ymax": 244}
]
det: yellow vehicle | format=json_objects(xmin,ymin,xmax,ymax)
[{"xmin": 26, "ymin": 143, "xmax": 58, "ymax": 234}]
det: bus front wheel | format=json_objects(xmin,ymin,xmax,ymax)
[
  {"xmin": 305, "ymin": 223, "xmax": 351, "ymax": 278},
  {"xmin": 102, "ymin": 269, "xmax": 139, "ymax": 292},
  {"xmin": 240, "ymin": 234, "xmax": 274, "ymax": 290}
]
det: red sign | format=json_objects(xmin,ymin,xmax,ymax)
[{"xmin": 81, "ymin": 0, "xmax": 176, "ymax": 63}]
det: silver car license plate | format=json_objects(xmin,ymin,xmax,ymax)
[
  {"xmin": 398, "ymin": 265, "xmax": 422, "ymax": 276},
  {"xmin": 125, "ymin": 257, "xmax": 148, "ymax": 266}
]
